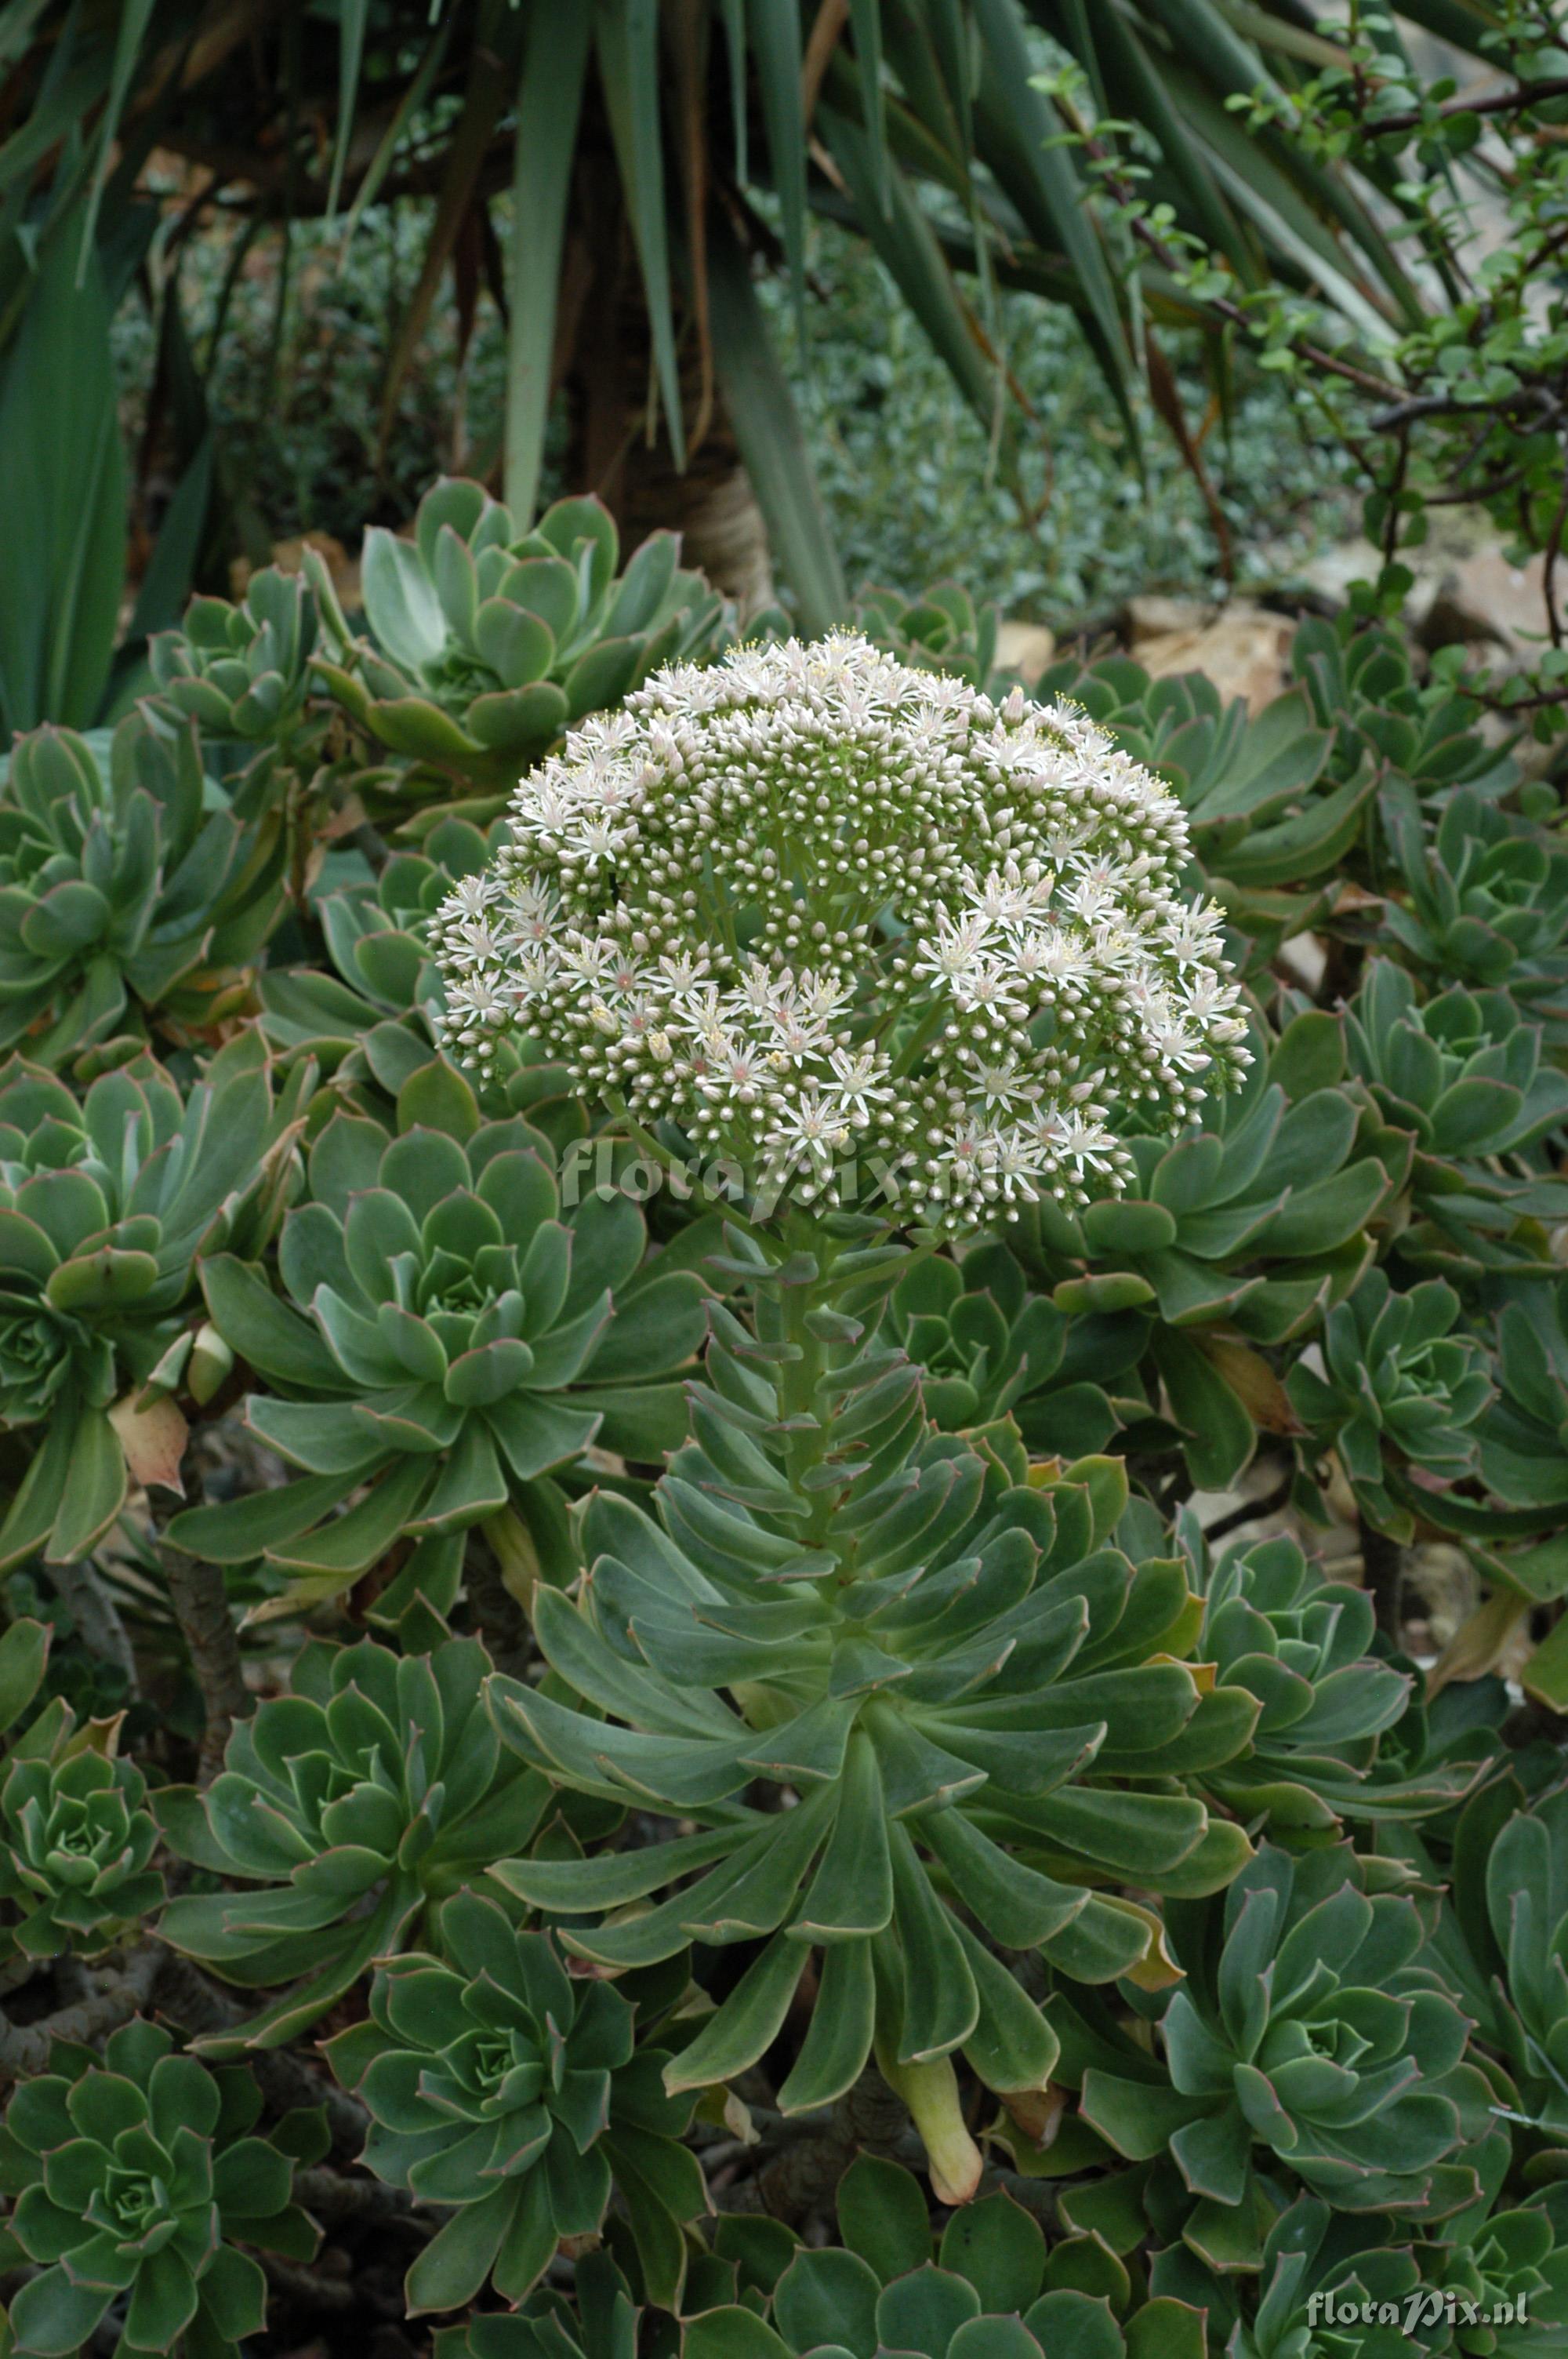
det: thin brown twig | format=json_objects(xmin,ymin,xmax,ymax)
[{"xmin": 1364, "ymin": 74, "xmax": 1568, "ymax": 139}]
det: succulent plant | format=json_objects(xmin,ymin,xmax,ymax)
[
  {"xmin": 1472, "ymin": 1782, "xmax": 1568, "ymax": 2141},
  {"xmin": 488, "ymin": 1267, "xmax": 1255, "ymax": 2202},
  {"xmin": 310, "ymin": 480, "xmax": 734, "ymax": 787},
  {"xmin": 432, "ymin": 2251, "xmax": 638, "ymax": 2359},
  {"xmin": 0, "ymin": 2016, "xmax": 321, "ymax": 2358},
  {"xmin": 1286, "ymin": 1270, "xmax": 1494, "ymax": 1539},
  {"xmin": 260, "ymin": 814, "xmax": 499, "ymax": 1058},
  {"xmin": 1474, "ymin": 1279, "xmax": 1568, "ymax": 1516},
  {"xmin": 1292, "ymin": 613, "xmax": 1518, "ymax": 809},
  {"xmin": 1382, "ymin": 789, "xmax": 1568, "ymax": 1030},
  {"xmin": 1029, "ymin": 653, "xmax": 1352, "ymax": 949},
  {"xmin": 0, "ymin": 1617, "xmax": 152, "ymax": 1963},
  {"xmin": 1436, "ymin": 2194, "xmax": 1568, "ymax": 2354},
  {"xmin": 1152, "ymin": 2194, "xmax": 1436, "ymax": 2358},
  {"xmin": 165, "ymin": 1102, "xmax": 710, "ymax": 1623},
  {"xmin": 0, "ymin": 711, "xmax": 286, "ymax": 1063},
  {"xmin": 147, "ymin": 564, "xmax": 318, "ymax": 751},
  {"xmin": 1341, "ymin": 961, "xmax": 1568, "ymax": 1270},
  {"xmin": 851, "ymin": 580, "xmax": 1002, "ymax": 689},
  {"xmin": 1015, "ymin": 1009, "xmax": 1402, "ymax": 1492},
  {"xmin": 153, "ymin": 1635, "xmax": 545, "ymax": 2048},
  {"xmin": 1069, "ymin": 1843, "xmax": 1492, "ymax": 2270},
  {"xmin": 1184, "ymin": 1529, "xmax": 1451, "ymax": 1830},
  {"xmin": 877, "ymin": 1241, "xmax": 1134, "ymax": 1458},
  {"xmin": 0, "ymin": 1700, "xmax": 162, "ymax": 1962},
  {"xmin": 0, "ymin": 1036, "xmax": 307, "ymax": 1570},
  {"xmin": 686, "ymin": 2155, "xmax": 1203, "ymax": 2359},
  {"xmin": 326, "ymin": 1892, "xmax": 701, "ymax": 2312}
]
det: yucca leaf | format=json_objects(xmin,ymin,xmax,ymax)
[
  {"xmin": 0, "ymin": 214, "xmax": 125, "ymax": 732},
  {"xmin": 327, "ymin": 0, "xmax": 370, "ymax": 217},
  {"xmin": 706, "ymin": 205, "xmax": 846, "ymax": 632},
  {"xmin": 597, "ymin": 0, "xmax": 684, "ymax": 468},
  {"xmin": 747, "ymin": 0, "xmax": 808, "ymax": 327},
  {"xmin": 504, "ymin": 2, "xmax": 593, "ymax": 522}
]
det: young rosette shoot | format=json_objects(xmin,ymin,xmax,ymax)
[
  {"xmin": 686, "ymin": 2155, "xmax": 1203, "ymax": 2359},
  {"xmin": 0, "ymin": 1037, "xmax": 307, "ymax": 1571},
  {"xmin": 326, "ymin": 1892, "xmax": 702, "ymax": 2314},
  {"xmin": 487, "ymin": 1307, "xmax": 1257, "ymax": 2205},
  {"xmin": 153, "ymin": 1637, "xmax": 545, "ymax": 2049},
  {"xmin": 165, "ymin": 1102, "xmax": 709, "ymax": 1625},
  {"xmin": 0, "ymin": 2017, "xmax": 321, "ymax": 2359},
  {"xmin": 430, "ymin": 633, "xmax": 1250, "ymax": 1235},
  {"xmin": 0, "ymin": 712, "xmax": 285, "ymax": 1063},
  {"xmin": 1063, "ymin": 1843, "xmax": 1494, "ymax": 2273}
]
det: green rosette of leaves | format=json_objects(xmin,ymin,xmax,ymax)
[
  {"xmin": 0, "ymin": 1711, "xmax": 162, "ymax": 1964},
  {"xmin": 1293, "ymin": 615, "xmax": 1518, "ymax": 809},
  {"xmin": 688, "ymin": 2153, "xmax": 1203, "ymax": 2359},
  {"xmin": 1066, "ymin": 1843, "xmax": 1495, "ymax": 2273},
  {"xmin": 165, "ymin": 1103, "xmax": 709, "ymax": 1626},
  {"xmin": 1015, "ymin": 1010, "xmax": 1405, "ymax": 1496},
  {"xmin": 0, "ymin": 711, "xmax": 286, "ymax": 1062},
  {"xmin": 0, "ymin": 2016, "xmax": 321, "ymax": 2359},
  {"xmin": 259, "ymin": 812, "xmax": 495, "ymax": 1059},
  {"xmin": 1341, "ymin": 961, "xmax": 1568, "ymax": 1273},
  {"xmin": 1436, "ymin": 2194, "xmax": 1568, "ymax": 2354},
  {"xmin": 1152, "ymin": 2194, "xmax": 1439, "ymax": 2359},
  {"xmin": 148, "ymin": 563, "xmax": 318, "ymax": 749},
  {"xmin": 0, "ymin": 1616, "xmax": 159, "ymax": 1960},
  {"xmin": 1286, "ymin": 1269, "xmax": 1494, "ymax": 1539},
  {"xmin": 1028, "ymin": 651, "xmax": 1354, "ymax": 955},
  {"xmin": 308, "ymin": 479, "xmax": 733, "ymax": 794},
  {"xmin": 1382, "ymin": 787, "xmax": 1568, "ymax": 1030},
  {"xmin": 851, "ymin": 580, "xmax": 999, "ymax": 688},
  {"xmin": 487, "ymin": 1249, "xmax": 1256, "ymax": 2205},
  {"xmin": 152, "ymin": 1636, "xmax": 546, "ymax": 2050},
  {"xmin": 0, "ymin": 1035, "xmax": 307, "ymax": 1571},
  {"xmin": 1464, "ymin": 1782, "xmax": 1568, "ymax": 2143},
  {"xmin": 326, "ymin": 1892, "xmax": 700, "ymax": 2314},
  {"xmin": 1182, "ymin": 1527, "xmax": 1476, "ymax": 1830},
  {"xmin": 878, "ymin": 1241, "xmax": 1137, "ymax": 1459},
  {"xmin": 432, "ymin": 2250, "xmax": 638, "ymax": 2359},
  {"xmin": 256, "ymin": 816, "xmax": 585, "ymax": 1157}
]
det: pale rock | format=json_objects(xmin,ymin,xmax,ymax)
[
  {"xmin": 995, "ymin": 620, "xmax": 1057, "ymax": 685},
  {"xmin": 1128, "ymin": 596, "xmax": 1295, "ymax": 712}
]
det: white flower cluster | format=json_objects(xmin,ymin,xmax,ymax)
[{"xmin": 430, "ymin": 634, "xmax": 1249, "ymax": 1233}]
